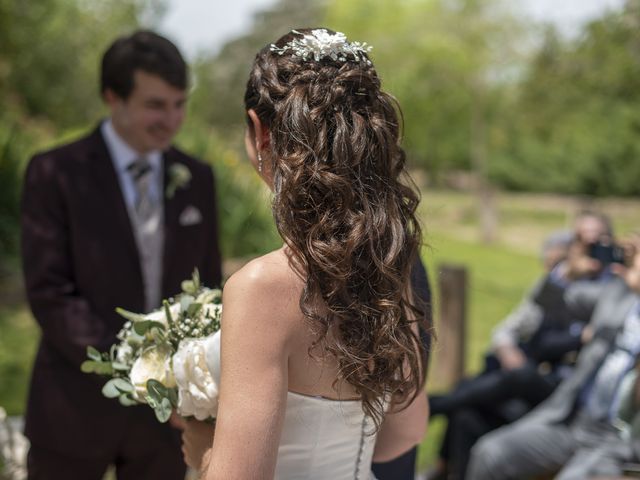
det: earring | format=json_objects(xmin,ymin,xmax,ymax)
[{"xmin": 258, "ymin": 152, "xmax": 263, "ymax": 173}]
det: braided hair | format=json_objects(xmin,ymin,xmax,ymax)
[{"xmin": 244, "ymin": 28, "xmax": 427, "ymax": 428}]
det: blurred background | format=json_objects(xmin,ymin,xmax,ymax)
[{"xmin": 1, "ymin": 0, "xmax": 640, "ymax": 472}]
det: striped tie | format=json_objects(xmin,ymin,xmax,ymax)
[{"xmin": 127, "ymin": 157, "xmax": 163, "ymax": 311}]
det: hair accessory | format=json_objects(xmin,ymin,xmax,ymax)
[
  {"xmin": 258, "ymin": 152, "xmax": 263, "ymax": 173},
  {"xmin": 270, "ymin": 29, "xmax": 372, "ymax": 65}
]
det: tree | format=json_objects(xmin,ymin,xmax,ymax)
[
  {"xmin": 188, "ymin": 0, "xmax": 324, "ymax": 140},
  {"xmin": 494, "ymin": 0, "xmax": 640, "ymax": 196},
  {"xmin": 325, "ymin": 0, "xmax": 527, "ymax": 241}
]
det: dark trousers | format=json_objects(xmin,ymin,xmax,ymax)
[
  {"xmin": 430, "ymin": 365, "xmax": 555, "ymax": 417},
  {"xmin": 431, "ymin": 365, "xmax": 557, "ymax": 479},
  {"xmin": 372, "ymin": 447, "xmax": 417, "ymax": 480},
  {"xmin": 27, "ymin": 421, "xmax": 185, "ymax": 480}
]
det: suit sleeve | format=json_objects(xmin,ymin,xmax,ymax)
[
  {"xmin": 410, "ymin": 257, "xmax": 432, "ymax": 367},
  {"xmin": 21, "ymin": 155, "xmax": 109, "ymax": 367},
  {"xmin": 200, "ymin": 165, "xmax": 222, "ymax": 288},
  {"xmin": 490, "ymin": 281, "xmax": 545, "ymax": 351}
]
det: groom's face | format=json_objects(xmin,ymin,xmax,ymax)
[{"xmin": 105, "ymin": 70, "xmax": 187, "ymax": 154}]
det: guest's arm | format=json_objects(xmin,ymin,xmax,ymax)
[
  {"xmin": 372, "ymin": 389, "xmax": 429, "ymax": 463},
  {"xmin": 528, "ymin": 326, "xmax": 584, "ymax": 364},
  {"xmin": 373, "ymin": 280, "xmax": 430, "ymax": 464}
]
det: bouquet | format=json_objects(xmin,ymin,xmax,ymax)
[{"xmin": 81, "ymin": 271, "xmax": 222, "ymax": 423}]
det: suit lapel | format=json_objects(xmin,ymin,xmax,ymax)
[
  {"xmin": 162, "ymin": 150, "xmax": 178, "ymax": 296},
  {"xmin": 88, "ymin": 127, "xmax": 143, "ymax": 287}
]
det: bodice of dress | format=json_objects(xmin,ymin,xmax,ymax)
[{"xmin": 204, "ymin": 331, "xmax": 378, "ymax": 480}]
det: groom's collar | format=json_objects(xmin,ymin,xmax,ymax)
[{"xmin": 100, "ymin": 119, "xmax": 162, "ymax": 174}]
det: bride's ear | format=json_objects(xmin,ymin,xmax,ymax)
[{"xmin": 247, "ymin": 109, "xmax": 270, "ymax": 153}]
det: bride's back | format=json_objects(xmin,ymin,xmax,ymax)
[{"xmin": 234, "ymin": 248, "xmax": 361, "ymax": 401}]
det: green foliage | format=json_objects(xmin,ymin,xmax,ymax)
[
  {"xmin": 0, "ymin": 306, "xmax": 38, "ymax": 415},
  {"xmin": 180, "ymin": 269, "xmax": 200, "ymax": 296},
  {"xmin": 188, "ymin": 0, "xmax": 324, "ymax": 136},
  {"xmin": 491, "ymin": 4, "xmax": 640, "ymax": 196},
  {"xmin": 0, "ymin": 0, "xmax": 164, "ymax": 129},
  {"xmin": 145, "ymin": 379, "xmax": 174, "ymax": 422},
  {"xmin": 175, "ymin": 122, "xmax": 281, "ymax": 258},
  {"xmin": 0, "ymin": 125, "xmax": 22, "ymax": 262},
  {"xmin": 101, "ymin": 378, "xmax": 131, "ymax": 398},
  {"xmin": 324, "ymin": 0, "xmax": 527, "ymax": 177}
]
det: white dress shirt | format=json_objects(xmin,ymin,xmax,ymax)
[{"xmin": 101, "ymin": 119, "xmax": 163, "ymax": 213}]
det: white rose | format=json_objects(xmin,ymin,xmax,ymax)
[
  {"xmin": 173, "ymin": 333, "xmax": 220, "ymax": 420},
  {"xmin": 129, "ymin": 346, "xmax": 176, "ymax": 400}
]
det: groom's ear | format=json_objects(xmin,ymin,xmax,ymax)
[{"xmin": 247, "ymin": 109, "xmax": 270, "ymax": 151}]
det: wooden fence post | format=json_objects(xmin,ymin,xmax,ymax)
[{"xmin": 437, "ymin": 264, "xmax": 468, "ymax": 389}]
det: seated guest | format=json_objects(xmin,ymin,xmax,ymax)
[
  {"xmin": 427, "ymin": 211, "xmax": 614, "ymax": 480},
  {"xmin": 466, "ymin": 235, "xmax": 640, "ymax": 480}
]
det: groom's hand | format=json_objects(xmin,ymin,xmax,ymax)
[{"xmin": 181, "ymin": 418, "xmax": 216, "ymax": 470}]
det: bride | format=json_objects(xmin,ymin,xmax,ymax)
[{"xmin": 180, "ymin": 28, "xmax": 429, "ymax": 479}]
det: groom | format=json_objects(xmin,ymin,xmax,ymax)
[{"xmin": 20, "ymin": 30, "xmax": 222, "ymax": 479}]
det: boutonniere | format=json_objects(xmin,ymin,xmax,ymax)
[{"xmin": 166, "ymin": 164, "xmax": 191, "ymax": 198}]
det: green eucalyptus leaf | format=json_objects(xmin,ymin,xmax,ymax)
[
  {"xmin": 115, "ymin": 308, "xmax": 147, "ymax": 323},
  {"xmin": 133, "ymin": 320, "xmax": 166, "ymax": 336},
  {"xmin": 102, "ymin": 379, "xmax": 122, "ymax": 398},
  {"xmin": 86, "ymin": 346, "xmax": 101, "ymax": 361},
  {"xmin": 181, "ymin": 280, "xmax": 196, "ymax": 296},
  {"xmin": 112, "ymin": 378, "xmax": 133, "ymax": 393},
  {"xmin": 187, "ymin": 302, "xmax": 202, "ymax": 317},
  {"xmin": 146, "ymin": 394, "xmax": 158, "ymax": 409},
  {"xmin": 118, "ymin": 394, "xmax": 138, "ymax": 407},
  {"xmin": 181, "ymin": 269, "xmax": 201, "ymax": 296},
  {"xmin": 80, "ymin": 360, "xmax": 98, "ymax": 374},
  {"xmin": 168, "ymin": 387, "xmax": 179, "ymax": 407},
  {"xmin": 147, "ymin": 379, "xmax": 168, "ymax": 398},
  {"xmin": 192, "ymin": 269, "xmax": 201, "ymax": 290},
  {"xmin": 163, "ymin": 300, "xmax": 175, "ymax": 329},
  {"xmin": 81, "ymin": 360, "xmax": 113, "ymax": 376},
  {"xmin": 154, "ymin": 397, "xmax": 172, "ymax": 423},
  {"xmin": 95, "ymin": 362, "xmax": 114, "ymax": 375},
  {"xmin": 112, "ymin": 361, "xmax": 129, "ymax": 371}
]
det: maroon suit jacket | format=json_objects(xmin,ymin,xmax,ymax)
[{"xmin": 20, "ymin": 125, "xmax": 222, "ymax": 456}]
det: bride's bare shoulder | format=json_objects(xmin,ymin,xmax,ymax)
[
  {"xmin": 221, "ymin": 249, "xmax": 304, "ymax": 332},
  {"xmin": 226, "ymin": 249, "xmax": 301, "ymax": 292}
]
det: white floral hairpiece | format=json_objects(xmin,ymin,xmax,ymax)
[{"xmin": 270, "ymin": 29, "xmax": 373, "ymax": 65}]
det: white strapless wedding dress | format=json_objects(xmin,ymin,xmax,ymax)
[{"xmin": 204, "ymin": 331, "xmax": 378, "ymax": 480}]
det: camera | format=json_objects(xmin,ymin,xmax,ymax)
[{"xmin": 588, "ymin": 241, "xmax": 625, "ymax": 265}]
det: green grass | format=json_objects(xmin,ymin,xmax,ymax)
[
  {"xmin": 416, "ymin": 232, "xmax": 542, "ymax": 471},
  {"xmin": 424, "ymin": 232, "xmax": 542, "ymax": 374},
  {"xmin": 0, "ymin": 305, "xmax": 38, "ymax": 415}
]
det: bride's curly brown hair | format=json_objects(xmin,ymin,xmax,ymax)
[{"xmin": 244, "ymin": 28, "xmax": 428, "ymax": 428}]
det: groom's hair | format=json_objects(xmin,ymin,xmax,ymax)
[{"xmin": 100, "ymin": 30, "xmax": 187, "ymax": 99}]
